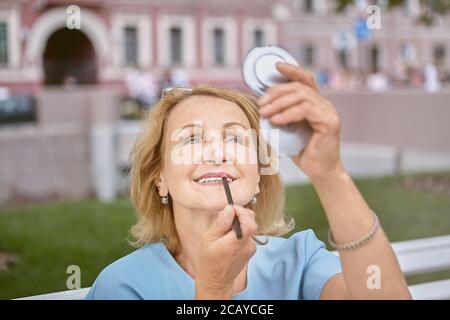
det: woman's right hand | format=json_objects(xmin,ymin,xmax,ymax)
[{"xmin": 194, "ymin": 205, "xmax": 258, "ymax": 299}]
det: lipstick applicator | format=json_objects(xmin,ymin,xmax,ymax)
[{"xmin": 220, "ymin": 174, "xmax": 243, "ymax": 239}]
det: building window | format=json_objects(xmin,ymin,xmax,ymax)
[
  {"xmin": 253, "ymin": 29, "xmax": 265, "ymax": 47},
  {"xmin": 0, "ymin": 22, "xmax": 7, "ymax": 65},
  {"xmin": 338, "ymin": 50, "xmax": 349, "ymax": 70},
  {"xmin": 370, "ymin": 45, "xmax": 380, "ymax": 73},
  {"xmin": 213, "ymin": 28, "xmax": 225, "ymax": 66},
  {"xmin": 124, "ymin": 26, "xmax": 138, "ymax": 65},
  {"xmin": 303, "ymin": 44, "xmax": 315, "ymax": 67},
  {"xmin": 400, "ymin": 43, "xmax": 416, "ymax": 62},
  {"xmin": 304, "ymin": 0, "xmax": 314, "ymax": 14},
  {"xmin": 403, "ymin": 0, "xmax": 420, "ymax": 16},
  {"xmin": 434, "ymin": 45, "xmax": 446, "ymax": 65},
  {"xmin": 170, "ymin": 27, "xmax": 182, "ymax": 65}
]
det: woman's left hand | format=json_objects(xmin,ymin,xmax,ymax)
[{"xmin": 257, "ymin": 62, "xmax": 345, "ymax": 182}]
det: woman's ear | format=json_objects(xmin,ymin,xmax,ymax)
[
  {"xmin": 255, "ymin": 174, "xmax": 261, "ymax": 195},
  {"xmin": 156, "ymin": 173, "xmax": 168, "ymax": 196}
]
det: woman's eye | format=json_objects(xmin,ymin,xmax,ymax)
[
  {"xmin": 185, "ymin": 135, "xmax": 202, "ymax": 144},
  {"xmin": 225, "ymin": 135, "xmax": 242, "ymax": 144}
]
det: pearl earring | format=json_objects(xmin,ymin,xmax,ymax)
[
  {"xmin": 161, "ymin": 195, "xmax": 169, "ymax": 205},
  {"xmin": 251, "ymin": 195, "xmax": 257, "ymax": 205}
]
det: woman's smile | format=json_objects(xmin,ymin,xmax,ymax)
[
  {"xmin": 195, "ymin": 178, "xmax": 232, "ymax": 185},
  {"xmin": 194, "ymin": 171, "xmax": 236, "ymax": 186}
]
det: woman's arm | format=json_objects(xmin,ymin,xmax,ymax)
[
  {"xmin": 312, "ymin": 166, "xmax": 411, "ymax": 299},
  {"xmin": 258, "ymin": 62, "xmax": 411, "ymax": 299}
]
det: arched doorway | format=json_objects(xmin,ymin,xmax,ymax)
[{"xmin": 43, "ymin": 28, "xmax": 97, "ymax": 85}]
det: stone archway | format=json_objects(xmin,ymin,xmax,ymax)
[
  {"xmin": 25, "ymin": 7, "xmax": 110, "ymax": 81},
  {"xmin": 43, "ymin": 28, "xmax": 97, "ymax": 85}
]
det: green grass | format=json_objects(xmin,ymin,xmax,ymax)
[
  {"xmin": 285, "ymin": 172, "xmax": 450, "ymax": 242},
  {"xmin": 0, "ymin": 172, "xmax": 449, "ymax": 299},
  {"xmin": 0, "ymin": 199, "xmax": 136, "ymax": 299}
]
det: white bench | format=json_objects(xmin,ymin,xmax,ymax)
[
  {"xmin": 17, "ymin": 235, "xmax": 450, "ymax": 300},
  {"xmin": 392, "ymin": 234, "xmax": 450, "ymax": 300},
  {"xmin": 17, "ymin": 287, "xmax": 91, "ymax": 300}
]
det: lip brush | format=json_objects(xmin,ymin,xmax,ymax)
[{"xmin": 220, "ymin": 175, "xmax": 243, "ymax": 239}]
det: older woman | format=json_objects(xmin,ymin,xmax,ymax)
[{"xmin": 86, "ymin": 63, "xmax": 411, "ymax": 300}]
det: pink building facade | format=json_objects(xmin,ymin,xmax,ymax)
[
  {"xmin": 1, "ymin": 0, "xmax": 449, "ymax": 94},
  {"xmin": 0, "ymin": 0, "xmax": 279, "ymax": 94}
]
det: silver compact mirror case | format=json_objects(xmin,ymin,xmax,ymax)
[{"xmin": 242, "ymin": 45, "xmax": 313, "ymax": 157}]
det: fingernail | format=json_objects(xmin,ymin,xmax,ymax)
[
  {"xmin": 259, "ymin": 107, "xmax": 266, "ymax": 116},
  {"xmin": 259, "ymin": 104, "xmax": 271, "ymax": 116},
  {"xmin": 258, "ymin": 94, "xmax": 270, "ymax": 105},
  {"xmin": 270, "ymin": 114, "xmax": 281, "ymax": 123},
  {"xmin": 225, "ymin": 205, "xmax": 234, "ymax": 216}
]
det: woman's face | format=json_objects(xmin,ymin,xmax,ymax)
[{"xmin": 159, "ymin": 95, "xmax": 260, "ymax": 212}]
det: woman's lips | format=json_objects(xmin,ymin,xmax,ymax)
[
  {"xmin": 195, "ymin": 172, "xmax": 235, "ymax": 180},
  {"xmin": 193, "ymin": 172, "xmax": 236, "ymax": 185},
  {"xmin": 194, "ymin": 178, "xmax": 235, "ymax": 186}
]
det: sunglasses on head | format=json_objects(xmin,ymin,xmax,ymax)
[{"xmin": 160, "ymin": 87, "xmax": 193, "ymax": 98}]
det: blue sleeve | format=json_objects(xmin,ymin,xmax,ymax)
[
  {"xmin": 84, "ymin": 268, "xmax": 142, "ymax": 300},
  {"xmin": 300, "ymin": 229, "xmax": 342, "ymax": 300}
]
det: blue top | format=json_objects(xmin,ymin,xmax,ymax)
[{"xmin": 85, "ymin": 229, "xmax": 342, "ymax": 300}]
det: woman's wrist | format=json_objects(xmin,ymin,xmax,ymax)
[{"xmin": 308, "ymin": 162, "xmax": 348, "ymax": 188}]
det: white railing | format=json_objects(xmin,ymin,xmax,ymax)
[{"xmin": 16, "ymin": 235, "xmax": 450, "ymax": 300}]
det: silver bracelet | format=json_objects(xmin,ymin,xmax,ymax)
[{"xmin": 328, "ymin": 210, "xmax": 380, "ymax": 251}]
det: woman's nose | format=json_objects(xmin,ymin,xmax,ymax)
[{"xmin": 202, "ymin": 136, "xmax": 227, "ymax": 164}]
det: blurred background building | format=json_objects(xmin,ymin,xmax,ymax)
[
  {"xmin": 1, "ymin": 0, "xmax": 279, "ymax": 94},
  {"xmin": 0, "ymin": 0, "xmax": 449, "ymax": 94},
  {"xmin": 0, "ymin": 0, "xmax": 449, "ymax": 204}
]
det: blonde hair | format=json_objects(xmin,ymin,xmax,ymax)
[{"xmin": 129, "ymin": 85, "xmax": 294, "ymax": 253}]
